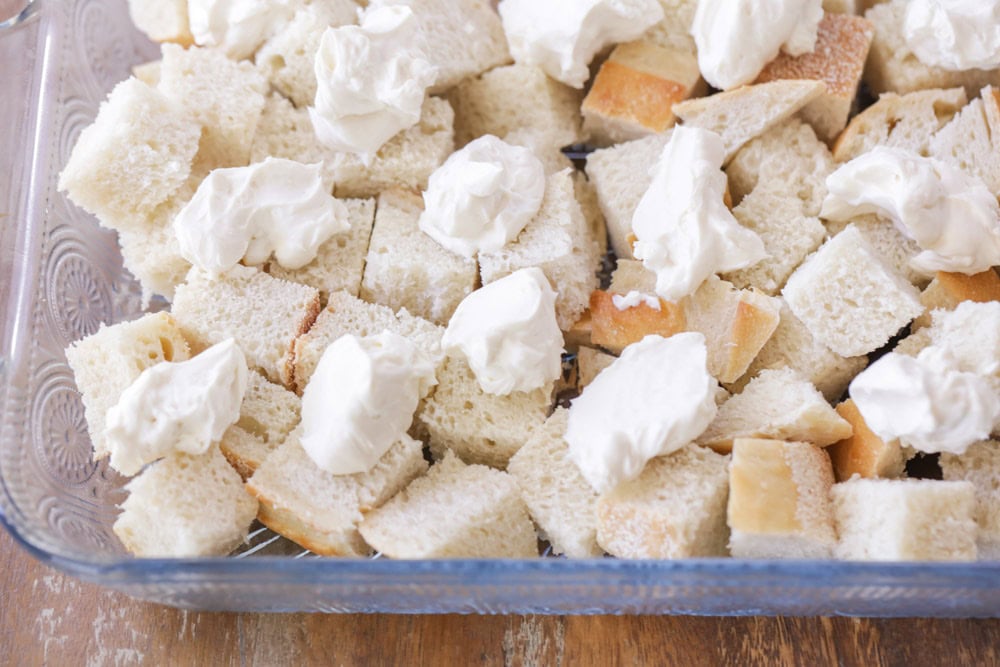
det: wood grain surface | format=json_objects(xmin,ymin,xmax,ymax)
[{"xmin": 1, "ymin": 528, "xmax": 997, "ymax": 666}]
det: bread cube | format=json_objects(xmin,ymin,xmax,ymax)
[
  {"xmin": 571, "ymin": 171, "xmax": 608, "ymax": 257},
  {"xmin": 246, "ymin": 431, "xmax": 428, "ymax": 556},
  {"xmin": 929, "ymin": 87, "xmax": 1000, "ymax": 196},
  {"xmin": 825, "ymin": 214, "xmax": 927, "ymax": 288},
  {"xmin": 117, "ymin": 197, "xmax": 193, "ymax": 304},
  {"xmin": 832, "ymin": 479, "xmax": 978, "ymax": 560},
  {"xmin": 588, "ymin": 290, "xmax": 686, "ymax": 355},
  {"xmin": 727, "ymin": 438, "xmax": 837, "ymax": 558},
  {"xmin": 596, "ymin": 445, "xmax": 730, "ymax": 558},
  {"xmin": 127, "ymin": 0, "xmax": 193, "ymax": 45},
  {"xmin": 171, "ymin": 266, "xmax": 321, "ymax": 387},
  {"xmin": 914, "ymin": 269, "xmax": 1000, "ymax": 330},
  {"xmin": 782, "ymin": 225, "xmax": 923, "ymax": 357},
  {"xmin": 576, "ymin": 346, "xmax": 617, "ymax": 389},
  {"xmin": 221, "ymin": 372, "xmax": 303, "ymax": 479},
  {"xmin": 826, "ymin": 399, "xmax": 905, "ymax": 482},
  {"xmin": 941, "ymin": 440, "xmax": 1000, "ymax": 559},
  {"xmin": 358, "ymin": 453, "xmax": 538, "ymax": 558}
]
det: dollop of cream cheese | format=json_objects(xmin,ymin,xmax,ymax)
[
  {"xmin": 442, "ymin": 267, "xmax": 564, "ymax": 395},
  {"xmin": 904, "ymin": 0, "xmax": 1000, "ymax": 71},
  {"xmin": 612, "ymin": 291, "xmax": 661, "ymax": 311},
  {"xmin": 632, "ymin": 126, "xmax": 766, "ymax": 302},
  {"xmin": 300, "ymin": 331, "xmax": 437, "ymax": 475},
  {"xmin": 174, "ymin": 157, "xmax": 349, "ymax": 275},
  {"xmin": 821, "ymin": 147, "xmax": 1000, "ymax": 275},
  {"xmin": 309, "ymin": 5, "xmax": 436, "ymax": 162},
  {"xmin": 418, "ymin": 135, "xmax": 546, "ymax": 257},
  {"xmin": 691, "ymin": 0, "xmax": 823, "ymax": 90},
  {"xmin": 188, "ymin": 0, "xmax": 297, "ymax": 60},
  {"xmin": 104, "ymin": 339, "xmax": 249, "ymax": 476},
  {"xmin": 850, "ymin": 346, "xmax": 1000, "ymax": 455},
  {"xmin": 497, "ymin": 0, "xmax": 664, "ymax": 88},
  {"xmin": 565, "ymin": 333, "xmax": 718, "ymax": 493}
]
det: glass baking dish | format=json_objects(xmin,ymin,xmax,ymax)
[{"xmin": 2, "ymin": 0, "xmax": 1000, "ymax": 616}]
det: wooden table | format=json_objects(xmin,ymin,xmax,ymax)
[{"xmin": 1, "ymin": 528, "xmax": 997, "ymax": 665}]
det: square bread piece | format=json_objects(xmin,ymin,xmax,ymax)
[
  {"xmin": 58, "ymin": 77, "xmax": 201, "ymax": 231},
  {"xmin": 826, "ymin": 399, "xmax": 905, "ymax": 482},
  {"xmin": 117, "ymin": 186, "xmax": 194, "ymax": 303},
  {"xmin": 157, "ymin": 44, "xmax": 269, "ymax": 169},
  {"xmin": 358, "ymin": 452, "xmax": 538, "ymax": 558},
  {"xmin": 127, "ymin": 0, "xmax": 193, "ymax": 46},
  {"xmin": 507, "ymin": 409, "xmax": 602, "ymax": 558},
  {"xmin": 825, "ymin": 214, "xmax": 928, "ymax": 288},
  {"xmin": 114, "ymin": 447, "xmax": 259, "ymax": 557},
  {"xmin": 596, "ymin": 445, "xmax": 731, "ymax": 559},
  {"xmin": 291, "ymin": 290, "xmax": 443, "ymax": 394},
  {"xmin": 479, "ymin": 169, "xmax": 601, "ymax": 331},
  {"xmin": 588, "ymin": 289, "xmax": 686, "ymax": 356},
  {"xmin": 250, "ymin": 94, "xmax": 454, "ymax": 199},
  {"xmin": 576, "ymin": 346, "xmax": 617, "ymax": 389},
  {"xmin": 220, "ymin": 372, "xmax": 302, "ymax": 479},
  {"xmin": 246, "ymin": 431, "xmax": 428, "ymax": 557},
  {"xmin": 417, "ymin": 354, "xmax": 552, "ymax": 469},
  {"xmin": 360, "ymin": 188, "xmax": 478, "ymax": 326},
  {"xmin": 831, "ymin": 479, "xmax": 978, "ymax": 561},
  {"xmin": 171, "ymin": 266, "xmax": 321, "ymax": 388},
  {"xmin": 267, "ymin": 197, "xmax": 376, "ymax": 302},
  {"xmin": 727, "ymin": 438, "xmax": 837, "ymax": 559},
  {"xmin": 582, "ymin": 40, "xmax": 702, "ymax": 146},
  {"xmin": 782, "ymin": 225, "xmax": 923, "ymax": 357},
  {"xmin": 65, "ymin": 312, "xmax": 191, "ymax": 461},
  {"xmin": 914, "ymin": 269, "xmax": 1000, "ymax": 330},
  {"xmin": 445, "ymin": 64, "xmax": 584, "ymax": 149},
  {"xmin": 698, "ymin": 368, "xmax": 852, "ymax": 454},
  {"xmin": 929, "ymin": 86, "xmax": 1000, "ymax": 196},
  {"xmin": 940, "ymin": 441, "xmax": 1000, "ymax": 559}
]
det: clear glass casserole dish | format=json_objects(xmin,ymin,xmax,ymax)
[{"xmin": 2, "ymin": 0, "xmax": 999, "ymax": 615}]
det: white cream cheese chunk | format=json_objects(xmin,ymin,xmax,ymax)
[
  {"xmin": 612, "ymin": 291, "xmax": 661, "ymax": 311},
  {"xmin": 821, "ymin": 147, "xmax": 1000, "ymax": 275},
  {"xmin": 498, "ymin": 0, "xmax": 664, "ymax": 88},
  {"xmin": 691, "ymin": 0, "xmax": 823, "ymax": 90},
  {"xmin": 850, "ymin": 346, "xmax": 1000, "ymax": 455},
  {"xmin": 104, "ymin": 339, "xmax": 249, "ymax": 476},
  {"xmin": 904, "ymin": 0, "xmax": 1000, "ymax": 71},
  {"xmin": 310, "ymin": 5, "xmax": 435, "ymax": 162},
  {"xmin": 188, "ymin": 0, "xmax": 297, "ymax": 60},
  {"xmin": 442, "ymin": 267, "xmax": 564, "ymax": 396},
  {"xmin": 300, "ymin": 331, "xmax": 437, "ymax": 475},
  {"xmin": 565, "ymin": 333, "xmax": 719, "ymax": 493},
  {"xmin": 174, "ymin": 157, "xmax": 349, "ymax": 275},
  {"xmin": 418, "ymin": 135, "xmax": 546, "ymax": 257},
  {"xmin": 632, "ymin": 126, "xmax": 766, "ymax": 302}
]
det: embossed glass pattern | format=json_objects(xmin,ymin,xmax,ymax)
[{"xmin": 1, "ymin": 0, "xmax": 1000, "ymax": 615}]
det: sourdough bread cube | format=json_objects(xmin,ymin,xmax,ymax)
[
  {"xmin": 418, "ymin": 354, "xmax": 552, "ymax": 468},
  {"xmin": 267, "ymin": 198, "xmax": 375, "ymax": 302},
  {"xmin": 66, "ymin": 312, "xmax": 191, "ymax": 460},
  {"xmin": 158, "ymin": 44, "xmax": 268, "ymax": 169},
  {"xmin": 479, "ymin": 169, "xmax": 601, "ymax": 330},
  {"xmin": 825, "ymin": 214, "xmax": 927, "ymax": 287},
  {"xmin": 246, "ymin": 430, "xmax": 428, "ymax": 556},
  {"xmin": 914, "ymin": 269, "xmax": 1000, "ymax": 330},
  {"xmin": 782, "ymin": 225, "xmax": 923, "ymax": 357},
  {"xmin": 585, "ymin": 132, "xmax": 671, "ymax": 259},
  {"xmin": 445, "ymin": 64, "xmax": 584, "ymax": 148},
  {"xmin": 114, "ymin": 447, "xmax": 258, "ymax": 557},
  {"xmin": 358, "ymin": 452, "xmax": 538, "ymax": 558},
  {"xmin": 596, "ymin": 445, "xmax": 730, "ymax": 558},
  {"xmin": 831, "ymin": 478, "xmax": 978, "ymax": 561},
  {"xmin": 127, "ymin": 0, "xmax": 193, "ymax": 46},
  {"xmin": 360, "ymin": 189, "xmax": 477, "ymax": 326},
  {"xmin": 291, "ymin": 290, "xmax": 443, "ymax": 394},
  {"xmin": 171, "ymin": 266, "xmax": 321, "ymax": 387},
  {"xmin": 699, "ymin": 368, "xmax": 852, "ymax": 453},
  {"xmin": 940, "ymin": 441, "xmax": 1000, "ymax": 559},
  {"xmin": 507, "ymin": 409, "xmax": 602, "ymax": 558},
  {"xmin": 929, "ymin": 87, "xmax": 1000, "ymax": 195},
  {"xmin": 251, "ymin": 94, "xmax": 454, "ymax": 198},
  {"xmin": 827, "ymin": 399, "xmax": 905, "ymax": 482},
  {"xmin": 727, "ymin": 438, "xmax": 837, "ymax": 558},
  {"xmin": 672, "ymin": 80, "xmax": 826, "ymax": 161},
  {"xmin": 576, "ymin": 346, "xmax": 617, "ymax": 389},
  {"xmin": 832, "ymin": 87, "xmax": 968, "ymax": 162},
  {"xmin": 58, "ymin": 78, "xmax": 200, "ymax": 230}
]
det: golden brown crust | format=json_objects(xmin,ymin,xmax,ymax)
[
  {"xmin": 935, "ymin": 269, "xmax": 1000, "ymax": 303},
  {"xmin": 588, "ymin": 290, "xmax": 686, "ymax": 355},
  {"xmin": 827, "ymin": 399, "xmax": 904, "ymax": 482},
  {"xmin": 724, "ymin": 300, "xmax": 780, "ymax": 386},
  {"xmin": 583, "ymin": 61, "xmax": 687, "ymax": 133}
]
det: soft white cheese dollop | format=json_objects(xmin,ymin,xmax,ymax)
[
  {"xmin": 418, "ymin": 136, "xmax": 546, "ymax": 258},
  {"xmin": 691, "ymin": 0, "xmax": 823, "ymax": 90},
  {"xmin": 442, "ymin": 267, "xmax": 564, "ymax": 395},
  {"xmin": 850, "ymin": 346, "xmax": 1000, "ymax": 455},
  {"xmin": 566, "ymin": 333, "xmax": 718, "ymax": 493},
  {"xmin": 612, "ymin": 291, "xmax": 661, "ymax": 311},
  {"xmin": 309, "ymin": 5, "xmax": 435, "ymax": 162},
  {"xmin": 104, "ymin": 339, "xmax": 249, "ymax": 476},
  {"xmin": 821, "ymin": 147, "xmax": 1000, "ymax": 275},
  {"xmin": 300, "ymin": 331, "xmax": 437, "ymax": 475},
  {"xmin": 904, "ymin": 0, "xmax": 1000, "ymax": 71},
  {"xmin": 632, "ymin": 126, "xmax": 766, "ymax": 302},
  {"xmin": 187, "ymin": 0, "xmax": 297, "ymax": 60},
  {"xmin": 173, "ymin": 157, "xmax": 349, "ymax": 275},
  {"xmin": 497, "ymin": 0, "xmax": 664, "ymax": 88}
]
